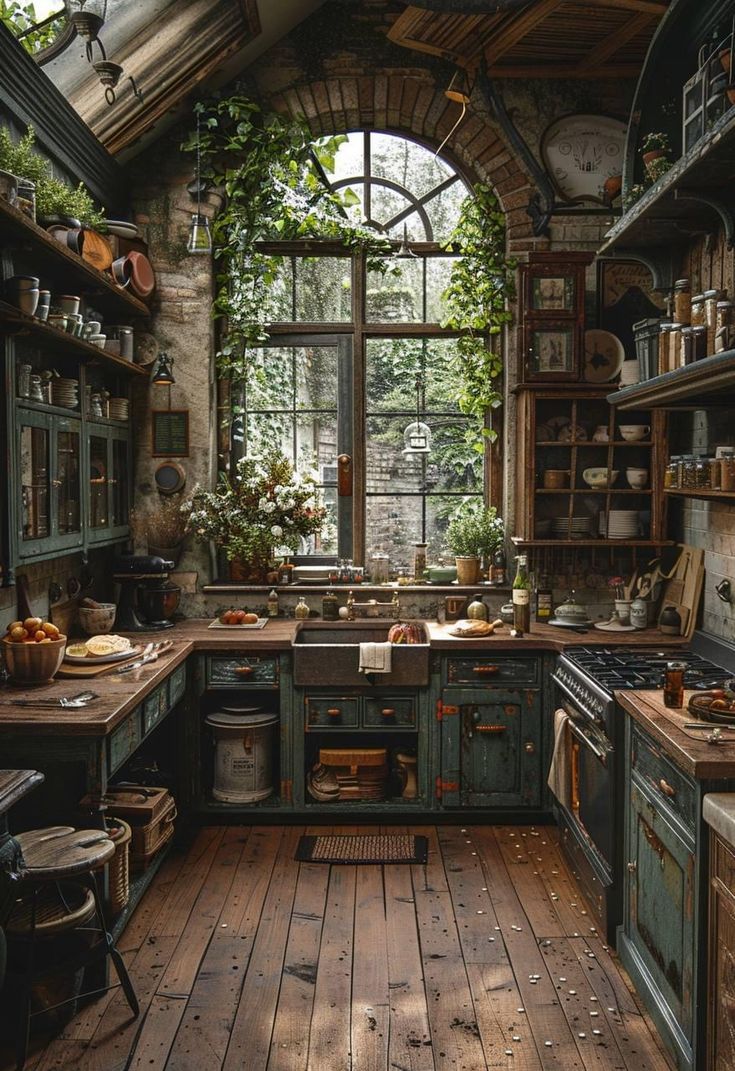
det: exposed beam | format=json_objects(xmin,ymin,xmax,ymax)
[
  {"xmin": 488, "ymin": 63, "xmax": 643, "ymax": 78},
  {"xmin": 397, "ymin": 0, "xmax": 529, "ymax": 10},
  {"xmin": 580, "ymin": 0, "xmax": 667, "ymax": 12},
  {"xmin": 483, "ymin": 0, "xmax": 566, "ymax": 65},
  {"xmin": 577, "ymin": 11, "xmax": 653, "ymax": 71}
]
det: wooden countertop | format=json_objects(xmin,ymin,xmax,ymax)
[
  {"xmin": 618, "ymin": 690, "xmax": 735, "ymax": 780},
  {"xmin": 0, "ymin": 769, "xmax": 44, "ymax": 814},
  {"xmin": 0, "ymin": 618, "xmax": 687, "ymax": 738}
]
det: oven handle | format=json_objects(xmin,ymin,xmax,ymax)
[{"xmin": 561, "ymin": 712, "xmax": 609, "ymax": 764}]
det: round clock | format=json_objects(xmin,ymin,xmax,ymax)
[{"xmin": 541, "ymin": 114, "xmax": 627, "ymax": 205}]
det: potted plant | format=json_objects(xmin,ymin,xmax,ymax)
[
  {"xmin": 622, "ymin": 182, "xmax": 647, "ymax": 211},
  {"xmin": 0, "ymin": 125, "xmax": 104, "ymax": 226},
  {"xmin": 640, "ymin": 132, "xmax": 671, "ymax": 177},
  {"xmin": 184, "ymin": 449, "xmax": 327, "ymax": 581},
  {"xmin": 445, "ymin": 501, "xmax": 504, "ymax": 586}
]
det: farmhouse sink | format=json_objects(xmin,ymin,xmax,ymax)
[{"xmin": 292, "ymin": 620, "xmax": 430, "ymax": 686}]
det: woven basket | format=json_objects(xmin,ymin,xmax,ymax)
[{"xmin": 107, "ymin": 817, "xmax": 132, "ymax": 916}]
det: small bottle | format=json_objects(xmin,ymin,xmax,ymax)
[
  {"xmin": 663, "ymin": 660, "xmax": 686, "ymax": 709},
  {"xmin": 512, "ymin": 554, "xmax": 531, "ymax": 633},
  {"xmin": 322, "ymin": 588, "xmax": 339, "ymax": 620},
  {"xmin": 294, "ymin": 596, "xmax": 309, "ymax": 620},
  {"xmin": 267, "ymin": 589, "xmax": 279, "ymax": 617},
  {"xmin": 491, "ymin": 546, "xmax": 507, "ymax": 586},
  {"xmin": 534, "ymin": 573, "xmax": 553, "ymax": 623},
  {"xmin": 413, "ymin": 542, "xmax": 428, "ymax": 580}
]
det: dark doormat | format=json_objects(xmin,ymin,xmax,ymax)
[{"xmin": 295, "ymin": 833, "xmax": 428, "ymax": 865}]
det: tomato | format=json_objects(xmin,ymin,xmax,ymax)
[{"xmin": 234, "ymin": 610, "xmax": 246, "ymax": 624}]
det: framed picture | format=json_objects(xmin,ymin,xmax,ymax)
[
  {"xmin": 531, "ymin": 274, "xmax": 575, "ymax": 312},
  {"xmin": 597, "ymin": 260, "xmax": 666, "ymax": 358},
  {"xmin": 152, "ymin": 409, "xmax": 190, "ymax": 457},
  {"xmin": 529, "ymin": 326, "xmax": 574, "ymax": 375}
]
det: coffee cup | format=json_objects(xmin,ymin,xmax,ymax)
[
  {"xmin": 592, "ymin": 425, "xmax": 609, "ymax": 442},
  {"xmin": 619, "ymin": 424, "xmax": 650, "ymax": 441},
  {"xmin": 83, "ymin": 320, "xmax": 101, "ymax": 338},
  {"xmin": 626, "ymin": 467, "xmax": 648, "ymax": 488}
]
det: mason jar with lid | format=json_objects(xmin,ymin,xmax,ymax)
[
  {"xmin": 704, "ymin": 288, "xmax": 725, "ymax": 353},
  {"xmin": 665, "ymin": 456, "xmax": 680, "ymax": 488},
  {"xmin": 690, "ymin": 293, "xmax": 705, "ymax": 326},
  {"xmin": 680, "ymin": 455, "xmax": 697, "ymax": 489},
  {"xmin": 658, "ymin": 323, "xmax": 673, "ymax": 373},
  {"xmin": 715, "ymin": 300, "xmax": 734, "ymax": 353},
  {"xmin": 673, "ymin": 278, "xmax": 691, "ymax": 324}
]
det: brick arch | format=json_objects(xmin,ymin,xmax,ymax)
[{"xmin": 265, "ymin": 76, "xmax": 539, "ymax": 247}]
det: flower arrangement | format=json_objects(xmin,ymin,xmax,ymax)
[
  {"xmin": 183, "ymin": 450, "xmax": 326, "ymax": 571},
  {"xmin": 608, "ymin": 575, "xmax": 626, "ymax": 600},
  {"xmin": 640, "ymin": 131, "xmax": 671, "ymax": 154}
]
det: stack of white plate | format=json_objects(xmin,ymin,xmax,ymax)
[
  {"xmin": 51, "ymin": 377, "xmax": 79, "ymax": 409},
  {"xmin": 552, "ymin": 517, "xmax": 592, "ymax": 539},
  {"xmin": 600, "ymin": 509, "xmax": 640, "ymax": 539},
  {"xmin": 109, "ymin": 397, "xmax": 129, "ymax": 421},
  {"xmin": 619, "ymin": 359, "xmax": 640, "ymax": 387}
]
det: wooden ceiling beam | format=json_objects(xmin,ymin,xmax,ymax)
[
  {"xmin": 576, "ymin": 11, "xmax": 653, "ymax": 71},
  {"xmin": 487, "ymin": 63, "xmax": 643, "ymax": 77},
  {"xmin": 483, "ymin": 0, "xmax": 566, "ymax": 64},
  {"xmin": 576, "ymin": 0, "xmax": 667, "ymax": 13}
]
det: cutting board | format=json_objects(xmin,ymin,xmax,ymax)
[
  {"xmin": 657, "ymin": 545, "xmax": 704, "ymax": 637},
  {"xmin": 50, "ymin": 599, "xmax": 78, "ymax": 636},
  {"xmin": 57, "ymin": 649, "xmax": 142, "ymax": 678}
]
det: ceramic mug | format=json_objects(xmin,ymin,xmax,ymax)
[
  {"xmin": 543, "ymin": 469, "xmax": 570, "ymax": 489},
  {"xmin": 58, "ymin": 294, "xmax": 81, "ymax": 317},
  {"xmin": 83, "ymin": 320, "xmax": 101, "ymax": 338},
  {"xmin": 626, "ymin": 467, "xmax": 648, "ymax": 488},
  {"xmin": 619, "ymin": 424, "xmax": 651, "ymax": 441},
  {"xmin": 592, "ymin": 425, "xmax": 610, "ymax": 442}
]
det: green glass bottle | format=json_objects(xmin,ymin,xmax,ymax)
[{"xmin": 512, "ymin": 554, "xmax": 531, "ymax": 633}]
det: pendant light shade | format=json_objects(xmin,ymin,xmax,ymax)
[
  {"xmin": 151, "ymin": 352, "xmax": 175, "ymax": 386},
  {"xmin": 187, "ymin": 111, "xmax": 213, "ymax": 255},
  {"xmin": 394, "ymin": 222, "xmax": 418, "ymax": 259},
  {"xmin": 402, "ymin": 377, "xmax": 432, "ymax": 456},
  {"xmin": 436, "ymin": 67, "xmax": 474, "ymax": 157}
]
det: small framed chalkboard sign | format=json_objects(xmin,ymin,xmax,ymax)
[{"xmin": 152, "ymin": 409, "xmax": 190, "ymax": 457}]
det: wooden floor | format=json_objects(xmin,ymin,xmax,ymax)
[{"xmin": 3, "ymin": 823, "xmax": 674, "ymax": 1071}]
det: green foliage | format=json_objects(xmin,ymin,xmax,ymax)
[
  {"xmin": 445, "ymin": 500, "xmax": 505, "ymax": 558},
  {"xmin": 183, "ymin": 449, "xmax": 327, "ymax": 564},
  {"xmin": 640, "ymin": 131, "xmax": 671, "ymax": 154},
  {"xmin": 441, "ymin": 184, "xmax": 515, "ymax": 448},
  {"xmin": 182, "ymin": 90, "xmax": 395, "ymax": 378},
  {"xmin": 0, "ymin": 125, "xmax": 104, "ymax": 226},
  {"xmin": 645, "ymin": 156, "xmax": 671, "ymax": 183},
  {"xmin": 0, "ymin": 0, "xmax": 65, "ymax": 54}
]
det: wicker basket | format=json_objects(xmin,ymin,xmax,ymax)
[
  {"xmin": 107, "ymin": 817, "xmax": 132, "ymax": 916},
  {"xmin": 129, "ymin": 796, "xmax": 177, "ymax": 872}
]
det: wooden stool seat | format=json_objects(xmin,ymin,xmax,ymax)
[{"xmin": 16, "ymin": 827, "xmax": 114, "ymax": 880}]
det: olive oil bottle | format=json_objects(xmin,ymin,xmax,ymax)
[{"xmin": 535, "ymin": 573, "xmax": 553, "ymax": 623}]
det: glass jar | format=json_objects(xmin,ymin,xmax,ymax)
[
  {"xmin": 668, "ymin": 323, "xmax": 682, "ymax": 369},
  {"xmin": 673, "ymin": 278, "xmax": 691, "ymax": 324},
  {"xmin": 680, "ymin": 455, "xmax": 697, "ymax": 489},
  {"xmin": 715, "ymin": 300, "xmax": 734, "ymax": 353},
  {"xmin": 294, "ymin": 596, "xmax": 310, "ymax": 620},
  {"xmin": 17, "ymin": 363, "xmax": 31, "ymax": 398},
  {"xmin": 690, "ymin": 294, "xmax": 705, "ymax": 326},
  {"xmin": 665, "ymin": 456, "xmax": 680, "ymax": 489},
  {"xmin": 704, "ymin": 288, "xmax": 724, "ymax": 354},
  {"xmin": 658, "ymin": 323, "xmax": 673, "ymax": 373},
  {"xmin": 693, "ymin": 456, "xmax": 710, "ymax": 489},
  {"xmin": 321, "ymin": 589, "xmax": 339, "ymax": 620},
  {"xmin": 722, "ymin": 454, "xmax": 735, "ymax": 492},
  {"xmin": 28, "ymin": 374, "xmax": 43, "ymax": 402},
  {"xmin": 692, "ymin": 325, "xmax": 707, "ymax": 361},
  {"xmin": 707, "ymin": 456, "xmax": 721, "ymax": 490},
  {"xmin": 680, "ymin": 326, "xmax": 694, "ymax": 365}
]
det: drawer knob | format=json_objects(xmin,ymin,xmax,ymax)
[
  {"xmin": 473, "ymin": 665, "xmax": 499, "ymax": 675},
  {"xmin": 234, "ymin": 666, "xmax": 254, "ymax": 677},
  {"xmin": 659, "ymin": 778, "xmax": 676, "ymax": 798},
  {"xmin": 327, "ymin": 708, "xmax": 341, "ymax": 718},
  {"xmin": 381, "ymin": 708, "xmax": 396, "ymax": 717},
  {"xmin": 524, "ymin": 741, "xmax": 535, "ymax": 754},
  {"xmin": 627, "ymin": 861, "xmax": 637, "ymax": 873}
]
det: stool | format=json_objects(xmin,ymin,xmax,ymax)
[
  {"xmin": 3, "ymin": 825, "xmax": 139, "ymax": 1069},
  {"xmin": 396, "ymin": 752, "xmax": 418, "ymax": 799}
]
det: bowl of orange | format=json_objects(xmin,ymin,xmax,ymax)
[{"xmin": 2, "ymin": 618, "xmax": 67, "ymax": 683}]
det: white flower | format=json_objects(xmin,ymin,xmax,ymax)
[
  {"xmin": 263, "ymin": 501, "xmax": 276, "ymax": 513},
  {"xmin": 271, "ymin": 524, "xmax": 283, "ymax": 538}
]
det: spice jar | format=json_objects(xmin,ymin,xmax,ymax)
[
  {"xmin": 673, "ymin": 278, "xmax": 691, "ymax": 324},
  {"xmin": 692, "ymin": 325, "xmax": 707, "ymax": 361},
  {"xmin": 658, "ymin": 323, "xmax": 673, "ymax": 373},
  {"xmin": 715, "ymin": 300, "xmax": 734, "ymax": 352},
  {"xmin": 690, "ymin": 293, "xmax": 705, "ymax": 326},
  {"xmin": 704, "ymin": 288, "xmax": 725, "ymax": 354},
  {"xmin": 665, "ymin": 456, "xmax": 680, "ymax": 489},
  {"xmin": 722, "ymin": 453, "xmax": 735, "ymax": 491},
  {"xmin": 668, "ymin": 323, "xmax": 682, "ymax": 369},
  {"xmin": 680, "ymin": 326, "xmax": 694, "ymax": 365}
]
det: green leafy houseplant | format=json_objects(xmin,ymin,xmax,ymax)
[
  {"xmin": 446, "ymin": 501, "xmax": 505, "ymax": 559},
  {"xmin": 441, "ymin": 184, "xmax": 515, "ymax": 452},
  {"xmin": 183, "ymin": 450, "xmax": 327, "ymax": 576},
  {"xmin": 1, "ymin": 1, "xmax": 65, "ymax": 53},
  {"xmin": 640, "ymin": 131, "xmax": 671, "ymax": 154},
  {"xmin": 0, "ymin": 125, "xmax": 104, "ymax": 226}
]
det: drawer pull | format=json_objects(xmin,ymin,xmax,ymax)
[
  {"xmin": 473, "ymin": 665, "xmax": 499, "ymax": 675},
  {"xmin": 627, "ymin": 861, "xmax": 637, "ymax": 873},
  {"xmin": 658, "ymin": 778, "xmax": 676, "ymax": 798},
  {"xmin": 234, "ymin": 666, "xmax": 254, "ymax": 677},
  {"xmin": 475, "ymin": 724, "xmax": 507, "ymax": 733},
  {"xmin": 327, "ymin": 707, "xmax": 342, "ymax": 718},
  {"xmin": 524, "ymin": 741, "xmax": 535, "ymax": 754},
  {"xmin": 381, "ymin": 708, "xmax": 396, "ymax": 717}
]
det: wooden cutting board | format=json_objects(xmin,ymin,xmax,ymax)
[
  {"xmin": 81, "ymin": 228, "xmax": 113, "ymax": 272},
  {"xmin": 57, "ymin": 648, "xmax": 142, "ymax": 678},
  {"xmin": 50, "ymin": 599, "xmax": 77, "ymax": 636}
]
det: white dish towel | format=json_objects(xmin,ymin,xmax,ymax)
[
  {"xmin": 547, "ymin": 707, "xmax": 571, "ymax": 809},
  {"xmin": 359, "ymin": 641, "xmax": 392, "ymax": 674}
]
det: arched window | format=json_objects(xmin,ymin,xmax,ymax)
[{"xmin": 236, "ymin": 131, "xmax": 492, "ymax": 571}]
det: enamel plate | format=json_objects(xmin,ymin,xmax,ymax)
[{"xmin": 583, "ymin": 329, "xmax": 625, "ymax": 383}]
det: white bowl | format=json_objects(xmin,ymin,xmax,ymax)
[
  {"xmin": 582, "ymin": 467, "xmax": 618, "ymax": 488},
  {"xmin": 78, "ymin": 603, "xmax": 116, "ymax": 635}
]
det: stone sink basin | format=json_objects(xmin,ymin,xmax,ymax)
[{"xmin": 292, "ymin": 620, "xmax": 430, "ymax": 686}]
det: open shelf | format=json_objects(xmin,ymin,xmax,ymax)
[
  {"xmin": 608, "ymin": 350, "xmax": 735, "ymax": 410},
  {"xmin": 0, "ymin": 299, "xmax": 147, "ymax": 376},
  {"xmin": 536, "ymin": 488, "xmax": 652, "ymax": 495},
  {"xmin": 512, "ymin": 538, "xmax": 673, "ymax": 548},
  {"xmin": 535, "ymin": 440, "xmax": 655, "ymax": 447},
  {"xmin": 0, "ymin": 198, "xmax": 150, "ymax": 318},
  {"xmin": 664, "ymin": 488, "xmax": 735, "ymax": 502}
]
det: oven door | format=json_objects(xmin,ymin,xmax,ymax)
[{"xmin": 555, "ymin": 703, "xmax": 615, "ymax": 870}]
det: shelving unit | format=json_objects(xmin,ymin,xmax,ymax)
[
  {"xmin": 608, "ymin": 350, "xmax": 735, "ymax": 410},
  {"xmin": 665, "ymin": 489, "xmax": 735, "ymax": 502}
]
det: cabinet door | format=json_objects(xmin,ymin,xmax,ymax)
[
  {"xmin": 17, "ymin": 410, "xmax": 83, "ymax": 557},
  {"xmin": 627, "ymin": 778, "xmax": 695, "ymax": 1040},
  {"xmin": 440, "ymin": 688, "xmax": 541, "ymax": 808}
]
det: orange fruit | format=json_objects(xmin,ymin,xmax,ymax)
[{"xmin": 7, "ymin": 621, "xmax": 22, "ymax": 633}]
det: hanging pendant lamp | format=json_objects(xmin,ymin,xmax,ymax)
[
  {"xmin": 436, "ymin": 67, "xmax": 474, "ymax": 157},
  {"xmin": 187, "ymin": 110, "xmax": 213, "ymax": 255},
  {"xmin": 402, "ymin": 377, "xmax": 432, "ymax": 456}
]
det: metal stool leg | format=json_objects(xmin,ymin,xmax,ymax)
[
  {"xmin": 86, "ymin": 874, "xmax": 138, "ymax": 1018},
  {"xmin": 15, "ymin": 885, "xmax": 39, "ymax": 1071}
]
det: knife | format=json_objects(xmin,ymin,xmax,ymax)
[{"xmin": 110, "ymin": 641, "xmax": 173, "ymax": 675}]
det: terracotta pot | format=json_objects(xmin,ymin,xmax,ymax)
[
  {"xmin": 455, "ymin": 556, "xmax": 480, "ymax": 586},
  {"xmin": 603, "ymin": 174, "xmax": 622, "ymax": 203},
  {"xmin": 642, "ymin": 149, "xmax": 667, "ymax": 177}
]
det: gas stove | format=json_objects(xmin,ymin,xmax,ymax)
[{"xmin": 563, "ymin": 645, "xmax": 729, "ymax": 691}]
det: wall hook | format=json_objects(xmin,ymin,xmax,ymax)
[{"xmin": 716, "ymin": 578, "xmax": 732, "ymax": 603}]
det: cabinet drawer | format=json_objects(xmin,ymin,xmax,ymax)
[
  {"xmin": 143, "ymin": 684, "xmax": 167, "ymax": 735},
  {"xmin": 108, "ymin": 707, "xmax": 142, "ymax": 774},
  {"xmin": 206, "ymin": 655, "xmax": 279, "ymax": 688},
  {"xmin": 169, "ymin": 661, "xmax": 187, "ymax": 707},
  {"xmin": 445, "ymin": 656, "xmax": 538, "ymax": 685},
  {"xmin": 364, "ymin": 697, "xmax": 416, "ymax": 729},
  {"xmin": 305, "ymin": 695, "xmax": 359, "ymax": 729},
  {"xmin": 631, "ymin": 725, "xmax": 696, "ymax": 834}
]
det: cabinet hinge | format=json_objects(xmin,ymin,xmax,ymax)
[
  {"xmin": 436, "ymin": 776, "xmax": 459, "ymax": 799},
  {"xmin": 280, "ymin": 778, "xmax": 293, "ymax": 802},
  {"xmin": 436, "ymin": 701, "xmax": 459, "ymax": 720}
]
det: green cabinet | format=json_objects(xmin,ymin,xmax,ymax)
[
  {"xmin": 16, "ymin": 408, "xmax": 83, "ymax": 558},
  {"xmin": 438, "ymin": 685, "xmax": 542, "ymax": 809}
]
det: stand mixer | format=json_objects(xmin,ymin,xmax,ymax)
[{"xmin": 113, "ymin": 555, "xmax": 180, "ymax": 632}]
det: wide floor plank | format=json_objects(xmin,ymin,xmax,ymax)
[{"xmin": 0, "ymin": 824, "xmax": 673, "ymax": 1071}]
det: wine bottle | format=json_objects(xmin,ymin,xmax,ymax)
[
  {"xmin": 535, "ymin": 573, "xmax": 553, "ymax": 623},
  {"xmin": 512, "ymin": 554, "xmax": 531, "ymax": 632}
]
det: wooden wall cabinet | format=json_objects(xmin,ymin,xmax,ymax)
[
  {"xmin": 513, "ymin": 387, "xmax": 667, "ymax": 548},
  {"xmin": 519, "ymin": 252, "xmax": 593, "ymax": 382}
]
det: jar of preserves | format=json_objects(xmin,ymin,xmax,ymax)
[
  {"xmin": 665, "ymin": 456, "xmax": 680, "ymax": 489},
  {"xmin": 721, "ymin": 452, "xmax": 735, "ymax": 492},
  {"xmin": 673, "ymin": 278, "xmax": 691, "ymax": 324},
  {"xmin": 681, "ymin": 326, "xmax": 694, "ymax": 365},
  {"xmin": 704, "ymin": 288, "xmax": 725, "ymax": 354},
  {"xmin": 692, "ymin": 325, "xmax": 707, "ymax": 361},
  {"xmin": 690, "ymin": 294, "xmax": 705, "ymax": 326},
  {"xmin": 715, "ymin": 300, "xmax": 734, "ymax": 353}
]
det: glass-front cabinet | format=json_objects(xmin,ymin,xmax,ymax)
[
  {"xmin": 16, "ymin": 409, "xmax": 84, "ymax": 558},
  {"xmin": 87, "ymin": 425, "xmax": 130, "ymax": 544}
]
